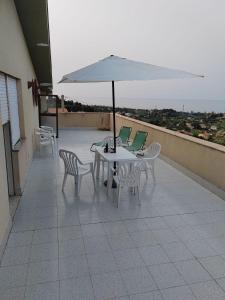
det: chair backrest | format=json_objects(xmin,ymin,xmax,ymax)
[
  {"xmin": 40, "ymin": 126, "xmax": 54, "ymax": 134},
  {"xmin": 132, "ymin": 131, "xmax": 148, "ymax": 150},
  {"xmin": 35, "ymin": 128, "xmax": 52, "ymax": 144},
  {"xmin": 118, "ymin": 126, "xmax": 132, "ymax": 144},
  {"xmin": 117, "ymin": 161, "xmax": 142, "ymax": 187},
  {"xmin": 145, "ymin": 142, "xmax": 161, "ymax": 159},
  {"xmin": 59, "ymin": 149, "xmax": 79, "ymax": 176}
]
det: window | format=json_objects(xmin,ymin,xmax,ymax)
[
  {"xmin": 0, "ymin": 73, "xmax": 21, "ymax": 148},
  {"xmin": 0, "ymin": 73, "xmax": 9, "ymax": 124}
]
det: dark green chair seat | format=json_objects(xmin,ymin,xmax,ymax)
[{"xmin": 125, "ymin": 130, "xmax": 148, "ymax": 152}]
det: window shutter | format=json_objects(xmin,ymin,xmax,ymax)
[
  {"xmin": 7, "ymin": 77, "xmax": 21, "ymax": 147},
  {"xmin": 0, "ymin": 73, "xmax": 9, "ymax": 124}
]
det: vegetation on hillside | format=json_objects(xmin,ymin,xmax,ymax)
[{"xmin": 64, "ymin": 100, "xmax": 225, "ymax": 146}]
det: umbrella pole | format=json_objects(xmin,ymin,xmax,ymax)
[{"xmin": 112, "ymin": 81, "xmax": 116, "ymax": 153}]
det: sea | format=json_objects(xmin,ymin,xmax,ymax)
[{"xmin": 84, "ymin": 97, "xmax": 225, "ymax": 113}]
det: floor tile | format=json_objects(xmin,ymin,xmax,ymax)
[
  {"xmin": 145, "ymin": 217, "xmax": 168, "ymax": 230},
  {"xmin": 184, "ymin": 239, "xmax": 217, "ymax": 258},
  {"xmin": 27, "ymin": 260, "xmax": 58, "ymax": 285},
  {"xmin": 216, "ymin": 278, "xmax": 225, "ymax": 292},
  {"xmin": 29, "ymin": 242, "xmax": 58, "ymax": 262},
  {"xmin": 59, "ymin": 255, "xmax": 89, "ymax": 279},
  {"xmin": 7, "ymin": 232, "xmax": 33, "ymax": 248},
  {"xmin": 163, "ymin": 215, "xmax": 188, "ymax": 228},
  {"xmin": 87, "ymin": 251, "xmax": 117, "ymax": 274},
  {"xmin": 162, "ymin": 241, "xmax": 194, "ymax": 262},
  {"xmin": 174, "ymin": 260, "xmax": 211, "ymax": 284},
  {"xmin": 58, "ymin": 214, "xmax": 80, "ymax": 227},
  {"xmin": 1, "ymin": 246, "xmax": 30, "ymax": 266},
  {"xmin": 0, "ymin": 286, "xmax": 26, "ymax": 300},
  {"xmin": 25, "ymin": 281, "xmax": 59, "ymax": 300},
  {"xmin": 0, "ymin": 265, "xmax": 28, "ymax": 290},
  {"xmin": 60, "ymin": 276, "xmax": 94, "ymax": 300},
  {"xmin": 121, "ymin": 266, "xmax": 157, "ymax": 294},
  {"xmin": 108, "ymin": 233, "xmax": 136, "ymax": 250},
  {"xmin": 161, "ymin": 285, "xmax": 196, "ymax": 300},
  {"xmin": 113, "ymin": 248, "xmax": 145, "ymax": 270},
  {"xmin": 91, "ymin": 271, "xmax": 127, "ymax": 299},
  {"xmin": 199, "ymin": 256, "xmax": 225, "ymax": 279},
  {"xmin": 152, "ymin": 229, "xmax": 180, "ymax": 244},
  {"xmin": 59, "ymin": 238, "xmax": 84, "ymax": 258},
  {"xmin": 104, "ymin": 221, "xmax": 128, "ymax": 235},
  {"xmin": 84, "ymin": 235, "xmax": 111, "ymax": 254},
  {"xmin": 81, "ymin": 223, "xmax": 105, "ymax": 237},
  {"xmin": 129, "ymin": 290, "xmax": 163, "ymax": 300},
  {"xmin": 190, "ymin": 280, "xmax": 225, "ymax": 300},
  {"xmin": 130, "ymin": 230, "xmax": 158, "ymax": 247},
  {"xmin": 58, "ymin": 226, "xmax": 82, "ymax": 241},
  {"xmin": 149, "ymin": 263, "xmax": 185, "ymax": 289},
  {"xmin": 124, "ymin": 219, "xmax": 149, "ymax": 232},
  {"xmin": 32, "ymin": 228, "xmax": 58, "ymax": 245},
  {"xmin": 138, "ymin": 245, "xmax": 170, "ymax": 266}
]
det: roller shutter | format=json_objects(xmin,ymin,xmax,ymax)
[
  {"xmin": 7, "ymin": 77, "xmax": 20, "ymax": 147},
  {"xmin": 0, "ymin": 73, "xmax": 9, "ymax": 124}
]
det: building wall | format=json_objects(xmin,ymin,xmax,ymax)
[
  {"xmin": 0, "ymin": 0, "xmax": 39, "ymax": 254},
  {"xmin": 111, "ymin": 114, "xmax": 225, "ymax": 192},
  {"xmin": 0, "ymin": 0, "xmax": 38, "ymax": 192}
]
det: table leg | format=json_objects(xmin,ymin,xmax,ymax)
[
  {"xmin": 107, "ymin": 161, "xmax": 111, "ymax": 195},
  {"xmin": 96, "ymin": 152, "xmax": 100, "ymax": 179}
]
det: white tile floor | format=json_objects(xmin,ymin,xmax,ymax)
[{"xmin": 1, "ymin": 128, "xmax": 225, "ymax": 299}]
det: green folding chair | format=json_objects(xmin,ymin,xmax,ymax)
[
  {"xmin": 118, "ymin": 126, "xmax": 132, "ymax": 145},
  {"xmin": 125, "ymin": 130, "xmax": 148, "ymax": 152}
]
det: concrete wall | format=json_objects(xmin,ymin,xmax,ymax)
[
  {"xmin": 111, "ymin": 114, "xmax": 225, "ymax": 191},
  {"xmin": 0, "ymin": 0, "xmax": 38, "ymax": 193},
  {"xmin": 59, "ymin": 112, "xmax": 110, "ymax": 130},
  {"xmin": 0, "ymin": 0, "xmax": 38, "ymax": 255}
]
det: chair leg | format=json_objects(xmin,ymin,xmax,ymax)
[
  {"xmin": 136, "ymin": 186, "xmax": 141, "ymax": 206},
  {"xmin": 145, "ymin": 169, "xmax": 148, "ymax": 180},
  {"xmin": 78, "ymin": 176, "xmax": 82, "ymax": 195},
  {"xmin": 91, "ymin": 166, "xmax": 96, "ymax": 191},
  {"xmin": 151, "ymin": 162, "xmax": 156, "ymax": 181},
  {"xmin": 62, "ymin": 173, "xmax": 67, "ymax": 191},
  {"xmin": 102, "ymin": 160, "xmax": 105, "ymax": 180},
  {"xmin": 117, "ymin": 186, "xmax": 121, "ymax": 208}
]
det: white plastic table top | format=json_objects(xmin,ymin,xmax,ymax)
[{"xmin": 95, "ymin": 146, "xmax": 137, "ymax": 162}]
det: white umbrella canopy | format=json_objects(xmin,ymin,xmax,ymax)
[
  {"xmin": 59, "ymin": 55, "xmax": 203, "ymax": 83},
  {"xmin": 59, "ymin": 55, "xmax": 203, "ymax": 152}
]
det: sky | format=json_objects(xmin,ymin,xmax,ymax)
[{"xmin": 48, "ymin": 0, "xmax": 225, "ymax": 112}]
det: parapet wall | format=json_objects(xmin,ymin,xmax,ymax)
[
  {"xmin": 111, "ymin": 114, "xmax": 225, "ymax": 192},
  {"xmin": 59, "ymin": 112, "xmax": 110, "ymax": 130}
]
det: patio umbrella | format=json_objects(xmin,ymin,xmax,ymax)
[{"xmin": 59, "ymin": 55, "xmax": 203, "ymax": 152}]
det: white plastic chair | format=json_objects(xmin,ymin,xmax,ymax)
[
  {"xmin": 139, "ymin": 142, "xmax": 161, "ymax": 180},
  {"xmin": 111, "ymin": 161, "xmax": 142, "ymax": 207},
  {"xmin": 59, "ymin": 149, "xmax": 95, "ymax": 194},
  {"xmin": 40, "ymin": 126, "xmax": 56, "ymax": 143},
  {"xmin": 35, "ymin": 128, "xmax": 54, "ymax": 154}
]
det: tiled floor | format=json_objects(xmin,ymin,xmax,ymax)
[{"xmin": 1, "ymin": 128, "xmax": 225, "ymax": 299}]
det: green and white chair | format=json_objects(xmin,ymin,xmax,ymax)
[{"xmin": 125, "ymin": 130, "xmax": 148, "ymax": 152}]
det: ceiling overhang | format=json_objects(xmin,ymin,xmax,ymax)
[{"xmin": 14, "ymin": 0, "xmax": 52, "ymax": 92}]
